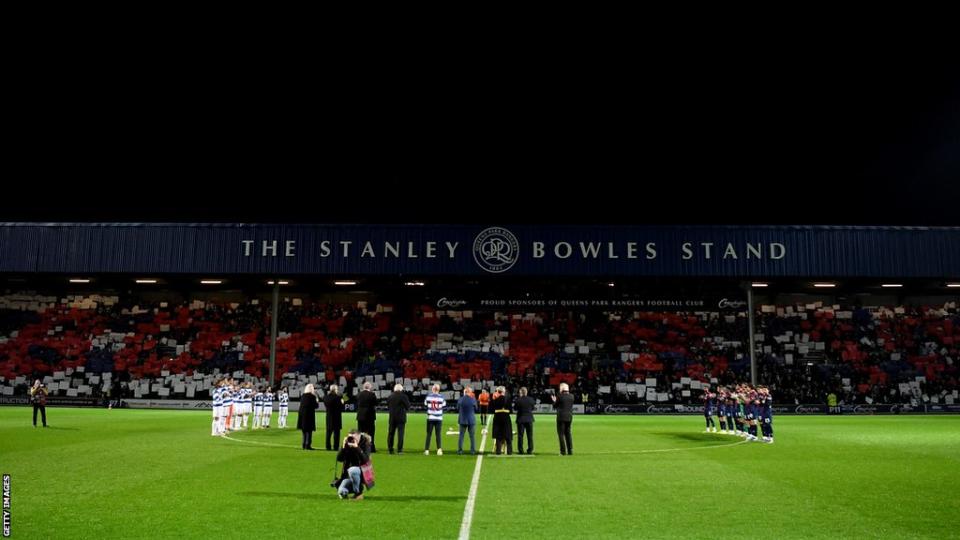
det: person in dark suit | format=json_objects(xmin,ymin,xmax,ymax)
[
  {"xmin": 297, "ymin": 383, "xmax": 318, "ymax": 450},
  {"xmin": 491, "ymin": 385, "xmax": 513, "ymax": 455},
  {"xmin": 324, "ymin": 384, "xmax": 344, "ymax": 450},
  {"xmin": 30, "ymin": 380, "xmax": 48, "ymax": 427},
  {"xmin": 386, "ymin": 383, "xmax": 410, "ymax": 454},
  {"xmin": 515, "ymin": 387, "xmax": 536, "ymax": 454},
  {"xmin": 356, "ymin": 382, "xmax": 378, "ymax": 453},
  {"xmin": 551, "ymin": 382, "xmax": 575, "ymax": 455},
  {"xmin": 457, "ymin": 387, "xmax": 478, "ymax": 455}
]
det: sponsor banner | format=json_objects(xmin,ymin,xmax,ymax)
[
  {"xmin": 433, "ymin": 295, "xmax": 746, "ymax": 312},
  {"xmin": 923, "ymin": 404, "xmax": 960, "ymax": 413},
  {"xmin": 10, "ymin": 397, "xmax": 947, "ymax": 415},
  {"xmin": 589, "ymin": 404, "xmax": 679, "ymax": 414},
  {"xmin": 402, "ymin": 404, "xmax": 459, "ymax": 413},
  {"xmin": 126, "ymin": 398, "xmax": 303, "ymax": 412},
  {"xmin": 792, "ymin": 405, "xmax": 829, "ymax": 414},
  {"xmin": 583, "ymin": 403, "xmax": 929, "ymax": 415},
  {"xmin": 587, "ymin": 404, "xmax": 709, "ymax": 414},
  {"xmin": 127, "ymin": 399, "xmax": 214, "ymax": 410},
  {"xmin": 837, "ymin": 404, "xmax": 924, "ymax": 414},
  {"xmin": 126, "ymin": 401, "xmax": 468, "ymax": 413},
  {"xmin": 0, "ymin": 396, "xmax": 102, "ymax": 407}
]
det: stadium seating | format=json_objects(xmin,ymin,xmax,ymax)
[{"xmin": 0, "ymin": 293, "xmax": 956, "ymax": 406}]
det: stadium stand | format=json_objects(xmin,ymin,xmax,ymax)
[{"xmin": 0, "ymin": 293, "xmax": 957, "ymax": 407}]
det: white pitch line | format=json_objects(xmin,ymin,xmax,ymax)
[{"xmin": 458, "ymin": 419, "xmax": 490, "ymax": 540}]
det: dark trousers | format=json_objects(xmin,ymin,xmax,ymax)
[
  {"xmin": 480, "ymin": 405, "xmax": 488, "ymax": 425},
  {"xmin": 358, "ymin": 418, "xmax": 376, "ymax": 452},
  {"xmin": 326, "ymin": 428, "xmax": 340, "ymax": 450},
  {"xmin": 495, "ymin": 437, "xmax": 513, "ymax": 455},
  {"xmin": 557, "ymin": 420, "xmax": 573, "ymax": 454},
  {"xmin": 425, "ymin": 420, "xmax": 442, "ymax": 449},
  {"xmin": 302, "ymin": 429, "xmax": 314, "ymax": 449},
  {"xmin": 517, "ymin": 421, "xmax": 533, "ymax": 454},
  {"xmin": 33, "ymin": 404, "xmax": 47, "ymax": 426},
  {"xmin": 458, "ymin": 423, "xmax": 476, "ymax": 453},
  {"xmin": 388, "ymin": 419, "xmax": 406, "ymax": 452}
]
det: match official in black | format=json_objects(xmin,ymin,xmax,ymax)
[
  {"xmin": 386, "ymin": 383, "xmax": 410, "ymax": 454},
  {"xmin": 515, "ymin": 387, "xmax": 535, "ymax": 454},
  {"xmin": 551, "ymin": 382, "xmax": 574, "ymax": 455}
]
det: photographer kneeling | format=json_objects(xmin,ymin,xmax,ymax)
[{"xmin": 335, "ymin": 431, "xmax": 370, "ymax": 500}]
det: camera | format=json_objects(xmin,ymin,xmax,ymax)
[{"xmin": 346, "ymin": 436, "xmax": 356, "ymax": 445}]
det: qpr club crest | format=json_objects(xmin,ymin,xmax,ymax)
[{"xmin": 473, "ymin": 227, "xmax": 519, "ymax": 273}]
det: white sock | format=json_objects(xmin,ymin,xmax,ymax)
[{"xmin": 212, "ymin": 419, "xmax": 218, "ymax": 435}]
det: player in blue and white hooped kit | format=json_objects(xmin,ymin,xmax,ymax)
[
  {"xmin": 230, "ymin": 383, "xmax": 242, "ymax": 431},
  {"xmin": 220, "ymin": 383, "xmax": 234, "ymax": 435},
  {"xmin": 277, "ymin": 386, "xmax": 289, "ymax": 428},
  {"xmin": 232, "ymin": 383, "xmax": 242, "ymax": 430},
  {"xmin": 262, "ymin": 387, "xmax": 274, "ymax": 428},
  {"xmin": 239, "ymin": 383, "xmax": 252, "ymax": 429},
  {"xmin": 211, "ymin": 380, "xmax": 223, "ymax": 436},
  {"xmin": 424, "ymin": 384, "xmax": 446, "ymax": 455},
  {"xmin": 253, "ymin": 387, "xmax": 264, "ymax": 429}
]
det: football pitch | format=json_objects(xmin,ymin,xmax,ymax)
[{"xmin": 2, "ymin": 408, "xmax": 959, "ymax": 539}]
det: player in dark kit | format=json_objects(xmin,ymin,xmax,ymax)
[
  {"xmin": 724, "ymin": 390, "xmax": 737, "ymax": 435},
  {"xmin": 702, "ymin": 388, "xmax": 717, "ymax": 433},
  {"xmin": 745, "ymin": 386, "xmax": 760, "ymax": 442},
  {"xmin": 734, "ymin": 386, "xmax": 747, "ymax": 438},
  {"xmin": 716, "ymin": 388, "xmax": 728, "ymax": 434},
  {"xmin": 759, "ymin": 386, "xmax": 774, "ymax": 444}
]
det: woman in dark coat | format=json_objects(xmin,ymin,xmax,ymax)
[
  {"xmin": 324, "ymin": 384, "xmax": 344, "ymax": 451},
  {"xmin": 297, "ymin": 383, "xmax": 318, "ymax": 450},
  {"xmin": 491, "ymin": 385, "xmax": 513, "ymax": 455}
]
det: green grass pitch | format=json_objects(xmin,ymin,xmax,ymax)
[{"xmin": 2, "ymin": 408, "xmax": 959, "ymax": 539}]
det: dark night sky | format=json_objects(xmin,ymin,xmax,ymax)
[{"xmin": 7, "ymin": 40, "xmax": 959, "ymax": 226}]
